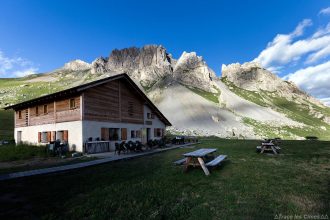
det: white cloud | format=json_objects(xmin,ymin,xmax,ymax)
[
  {"xmin": 319, "ymin": 7, "xmax": 330, "ymax": 16},
  {"xmin": 13, "ymin": 67, "xmax": 39, "ymax": 77},
  {"xmin": 319, "ymin": 97, "xmax": 330, "ymax": 106},
  {"xmin": 285, "ymin": 61, "xmax": 330, "ymax": 103},
  {"xmin": 306, "ymin": 44, "xmax": 330, "ymax": 63},
  {"xmin": 253, "ymin": 19, "xmax": 330, "ymax": 69},
  {"xmin": 0, "ymin": 50, "xmax": 38, "ymax": 77}
]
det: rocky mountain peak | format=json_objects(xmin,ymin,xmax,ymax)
[
  {"xmin": 221, "ymin": 62, "xmax": 278, "ymax": 91},
  {"xmin": 62, "ymin": 59, "xmax": 91, "ymax": 71},
  {"xmin": 87, "ymin": 45, "xmax": 216, "ymax": 91},
  {"xmin": 174, "ymin": 51, "xmax": 217, "ymax": 92},
  {"xmin": 221, "ymin": 61, "xmax": 324, "ymax": 106}
]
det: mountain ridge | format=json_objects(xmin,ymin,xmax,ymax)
[{"xmin": 0, "ymin": 44, "xmax": 329, "ymax": 140}]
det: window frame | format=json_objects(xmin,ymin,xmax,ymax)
[{"xmin": 69, "ymin": 98, "xmax": 76, "ymax": 109}]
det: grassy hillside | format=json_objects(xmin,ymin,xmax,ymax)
[
  {"xmin": 183, "ymin": 84, "xmax": 220, "ymax": 104},
  {"xmin": 0, "ymin": 110, "xmax": 14, "ymax": 140},
  {"xmin": 222, "ymin": 78, "xmax": 330, "ymax": 140}
]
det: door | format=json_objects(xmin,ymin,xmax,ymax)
[
  {"xmin": 141, "ymin": 128, "xmax": 147, "ymax": 143},
  {"xmin": 121, "ymin": 128, "xmax": 127, "ymax": 140},
  {"xmin": 147, "ymin": 128, "xmax": 151, "ymax": 142},
  {"xmin": 17, "ymin": 131, "xmax": 22, "ymax": 144}
]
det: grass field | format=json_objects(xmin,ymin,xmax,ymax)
[{"xmin": 0, "ymin": 138, "xmax": 329, "ymax": 219}]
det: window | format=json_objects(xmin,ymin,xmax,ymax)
[
  {"xmin": 18, "ymin": 111, "xmax": 22, "ymax": 119},
  {"xmin": 154, "ymin": 128, "xmax": 162, "ymax": 137},
  {"xmin": 43, "ymin": 105, "xmax": 48, "ymax": 114},
  {"xmin": 131, "ymin": 130, "xmax": 136, "ymax": 138},
  {"xmin": 38, "ymin": 131, "xmax": 51, "ymax": 143},
  {"xmin": 36, "ymin": 106, "xmax": 39, "ymax": 115},
  {"xmin": 56, "ymin": 130, "xmax": 68, "ymax": 143},
  {"xmin": 147, "ymin": 113, "xmax": 155, "ymax": 119},
  {"xmin": 69, "ymin": 98, "xmax": 76, "ymax": 109},
  {"xmin": 136, "ymin": 130, "xmax": 141, "ymax": 138},
  {"xmin": 109, "ymin": 128, "xmax": 119, "ymax": 141}
]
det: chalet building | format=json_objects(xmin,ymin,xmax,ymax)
[{"xmin": 4, "ymin": 74, "xmax": 171, "ymax": 152}]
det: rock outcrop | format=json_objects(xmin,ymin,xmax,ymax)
[
  {"xmin": 221, "ymin": 62, "xmax": 323, "ymax": 106},
  {"xmin": 63, "ymin": 60, "xmax": 91, "ymax": 71},
  {"xmin": 89, "ymin": 45, "xmax": 216, "ymax": 91},
  {"xmin": 174, "ymin": 52, "xmax": 217, "ymax": 91}
]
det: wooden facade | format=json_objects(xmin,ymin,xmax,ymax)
[
  {"xmin": 83, "ymin": 79, "xmax": 144, "ymax": 124},
  {"xmin": 14, "ymin": 79, "xmax": 145, "ymax": 128},
  {"xmin": 15, "ymin": 96, "xmax": 81, "ymax": 128}
]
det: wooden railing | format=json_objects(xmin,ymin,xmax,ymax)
[{"xmin": 84, "ymin": 141, "xmax": 111, "ymax": 154}]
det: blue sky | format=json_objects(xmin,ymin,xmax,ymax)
[{"xmin": 0, "ymin": 0, "xmax": 330, "ymax": 104}]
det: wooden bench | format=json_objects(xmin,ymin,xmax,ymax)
[
  {"xmin": 173, "ymin": 158, "xmax": 186, "ymax": 165},
  {"xmin": 206, "ymin": 155, "xmax": 227, "ymax": 167}
]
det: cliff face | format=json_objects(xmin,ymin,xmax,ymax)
[
  {"xmin": 174, "ymin": 52, "xmax": 217, "ymax": 91},
  {"xmin": 89, "ymin": 45, "xmax": 216, "ymax": 91},
  {"xmin": 221, "ymin": 62, "xmax": 323, "ymax": 106}
]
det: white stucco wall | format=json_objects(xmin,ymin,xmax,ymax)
[
  {"xmin": 14, "ymin": 105, "xmax": 167, "ymax": 153},
  {"xmin": 14, "ymin": 121, "xmax": 83, "ymax": 152},
  {"xmin": 82, "ymin": 105, "xmax": 166, "ymax": 151}
]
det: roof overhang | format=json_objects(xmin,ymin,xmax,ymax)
[{"xmin": 3, "ymin": 73, "xmax": 171, "ymax": 126}]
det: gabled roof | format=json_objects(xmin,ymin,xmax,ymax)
[{"xmin": 4, "ymin": 73, "xmax": 171, "ymax": 126}]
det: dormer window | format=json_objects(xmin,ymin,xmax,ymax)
[
  {"xmin": 69, "ymin": 99, "xmax": 76, "ymax": 109},
  {"xmin": 147, "ymin": 112, "xmax": 155, "ymax": 119}
]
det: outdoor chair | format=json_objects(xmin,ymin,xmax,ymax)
[
  {"xmin": 115, "ymin": 143, "xmax": 122, "ymax": 155},
  {"xmin": 135, "ymin": 141, "xmax": 144, "ymax": 152},
  {"xmin": 120, "ymin": 141, "xmax": 127, "ymax": 153},
  {"xmin": 147, "ymin": 140, "xmax": 154, "ymax": 150}
]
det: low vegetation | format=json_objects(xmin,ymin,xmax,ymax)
[
  {"xmin": 0, "ymin": 138, "xmax": 329, "ymax": 219},
  {"xmin": 183, "ymin": 84, "xmax": 220, "ymax": 104},
  {"xmin": 0, "ymin": 144, "xmax": 47, "ymax": 162}
]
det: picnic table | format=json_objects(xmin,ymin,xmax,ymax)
[
  {"xmin": 260, "ymin": 142, "xmax": 278, "ymax": 154},
  {"xmin": 183, "ymin": 148, "xmax": 217, "ymax": 176}
]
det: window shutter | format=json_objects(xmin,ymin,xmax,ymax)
[
  {"xmin": 47, "ymin": 132, "xmax": 51, "ymax": 142},
  {"xmin": 162, "ymin": 129, "xmax": 165, "ymax": 137},
  {"xmin": 63, "ymin": 130, "xmax": 68, "ymax": 142},
  {"xmin": 51, "ymin": 131, "xmax": 56, "ymax": 141},
  {"xmin": 154, "ymin": 128, "xmax": 157, "ymax": 137},
  {"xmin": 38, "ymin": 132, "xmax": 41, "ymax": 143},
  {"xmin": 101, "ymin": 128, "xmax": 109, "ymax": 140},
  {"xmin": 121, "ymin": 128, "xmax": 127, "ymax": 140}
]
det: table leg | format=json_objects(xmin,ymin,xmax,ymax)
[
  {"xmin": 184, "ymin": 157, "xmax": 192, "ymax": 172},
  {"xmin": 197, "ymin": 157, "xmax": 210, "ymax": 176},
  {"xmin": 261, "ymin": 146, "xmax": 265, "ymax": 154},
  {"xmin": 271, "ymin": 146, "xmax": 278, "ymax": 154}
]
